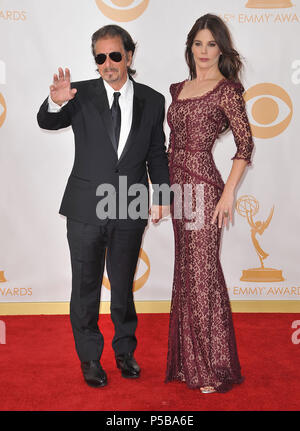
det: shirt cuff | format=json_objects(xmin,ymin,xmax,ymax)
[{"xmin": 47, "ymin": 96, "xmax": 68, "ymax": 113}]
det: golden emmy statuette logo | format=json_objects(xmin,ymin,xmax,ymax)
[
  {"xmin": 244, "ymin": 83, "xmax": 293, "ymax": 139},
  {"xmin": 0, "ymin": 93, "xmax": 7, "ymax": 128},
  {"xmin": 236, "ymin": 195, "xmax": 284, "ymax": 282},
  {"xmin": 0, "ymin": 270, "xmax": 7, "ymax": 282},
  {"xmin": 246, "ymin": 0, "xmax": 293, "ymax": 7},
  {"xmin": 102, "ymin": 248, "xmax": 150, "ymax": 292},
  {"xmin": 95, "ymin": 0, "xmax": 149, "ymax": 22}
]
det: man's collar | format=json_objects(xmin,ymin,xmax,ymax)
[{"xmin": 103, "ymin": 75, "xmax": 132, "ymax": 99}]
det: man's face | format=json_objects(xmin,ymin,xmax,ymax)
[{"xmin": 94, "ymin": 36, "xmax": 132, "ymax": 90}]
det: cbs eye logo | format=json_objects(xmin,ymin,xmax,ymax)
[
  {"xmin": 244, "ymin": 83, "xmax": 293, "ymax": 138},
  {"xmin": 95, "ymin": 0, "xmax": 149, "ymax": 22},
  {"xmin": 0, "ymin": 93, "xmax": 6, "ymax": 128},
  {"xmin": 102, "ymin": 248, "xmax": 150, "ymax": 292},
  {"xmin": 0, "ymin": 60, "xmax": 6, "ymax": 128}
]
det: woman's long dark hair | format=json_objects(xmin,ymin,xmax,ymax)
[{"xmin": 185, "ymin": 14, "xmax": 243, "ymax": 82}]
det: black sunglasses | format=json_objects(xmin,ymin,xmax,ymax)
[{"xmin": 95, "ymin": 52, "xmax": 123, "ymax": 65}]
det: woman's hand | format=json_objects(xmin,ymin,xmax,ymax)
[
  {"xmin": 211, "ymin": 159, "xmax": 249, "ymax": 228},
  {"xmin": 211, "ymin": 189, "xmax": 234, "ymax": 228},
  {"xmin": 150, "ymin": 205, "xmax": 171, "ymax": 224}
]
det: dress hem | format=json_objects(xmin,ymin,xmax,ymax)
[{"xmin": 164, "ymin": 375, "xmax": 244, "ymax": 393}]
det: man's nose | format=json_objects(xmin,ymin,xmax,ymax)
[{"xmin": 104, "ymin": 55, "xmax": 112, "ymax": 66}]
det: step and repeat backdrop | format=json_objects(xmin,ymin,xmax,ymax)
[{"xmin": 0, "ymin": 0, "xmax": 299, "ymax": 311}]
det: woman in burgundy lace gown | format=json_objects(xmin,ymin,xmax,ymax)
[{"xmin": 165, "ymin": 14, "xmax": 254, "ymax": 393}]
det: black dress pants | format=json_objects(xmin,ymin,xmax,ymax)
[{"xmin": 66, "ymin": 218, "xmax": 145, "ymax": 362}]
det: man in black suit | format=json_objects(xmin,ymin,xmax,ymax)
[{"xmin": 37, "ymin": 25, "xmax": 170, "ymax": 388}]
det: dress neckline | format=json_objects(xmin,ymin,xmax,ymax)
[{"xmin": 176, "ymin": 78, "xmax": 227, "ymax": 102}]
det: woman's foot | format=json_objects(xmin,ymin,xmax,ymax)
[{"xmin": 200, "ymin": 386, "xmax": 216, "ymax": 393}]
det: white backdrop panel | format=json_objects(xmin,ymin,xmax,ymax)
[{"xmin": 0, "ymin": 0, "xmax": 299, "ymax": 303}]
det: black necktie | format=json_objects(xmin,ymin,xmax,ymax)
[{"xmin": 111, "ymin": 92, "xmax": 121, "ymax": 149}]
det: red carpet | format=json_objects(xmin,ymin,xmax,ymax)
[{"xmin": 0, "ymin": 313, "xmax": 299, "ymax": 411}]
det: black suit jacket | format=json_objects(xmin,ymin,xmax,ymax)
[{"xmin": 37, "ymin": 77, "xmax": 170, "ymax": 228}]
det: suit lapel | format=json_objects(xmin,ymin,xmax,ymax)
[
  {"xmin": 89, "ymin": 78, "xmax": 118, "ymax": 152},
  {"xmin": 118, "ymin": 80, "xmax": 145, "ymax": 164},
  {"xmin": 88, "ymin": 78, "xmax": 145, "ymax": 160}
]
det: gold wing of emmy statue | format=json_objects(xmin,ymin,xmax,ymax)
[{"xmin": 257, "ymin": 205, "xmax": 274, "ymax": 233}]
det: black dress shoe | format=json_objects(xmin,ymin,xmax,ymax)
[
  {"xmin": 115, "ymin": 352, "xmax": 141, "ymax": 379},
  {"xmin": 81, "ymin": 360, "xmax": 107, "ymax": 388}
]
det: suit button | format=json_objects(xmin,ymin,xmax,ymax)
[{"xmin": 115, "ymin": 169, "xmax": 119, "ymax": 173}]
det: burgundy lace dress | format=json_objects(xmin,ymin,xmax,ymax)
[{"xmin": 165, "ymin": 79, "xmax": 254, "ymax": 392}]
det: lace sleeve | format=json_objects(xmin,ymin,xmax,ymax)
[
  {"xmin": 167, "ymin": 129, "xmax": 174, "ymax": 164},
  {"xmin": 220, "ymin": 82, "xmax": 254, "ymax": 165},
  {"xmin": 166, "ymin": 83, "xmax": 181, "ymax": 163},
  {"xmin": 169, "ymin": 82, "xmax": 179, "ymax": 100}
]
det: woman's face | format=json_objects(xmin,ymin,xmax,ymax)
[{"xmin": 191, "ymin": 29, "xmax": 222, "ymax": 72}]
